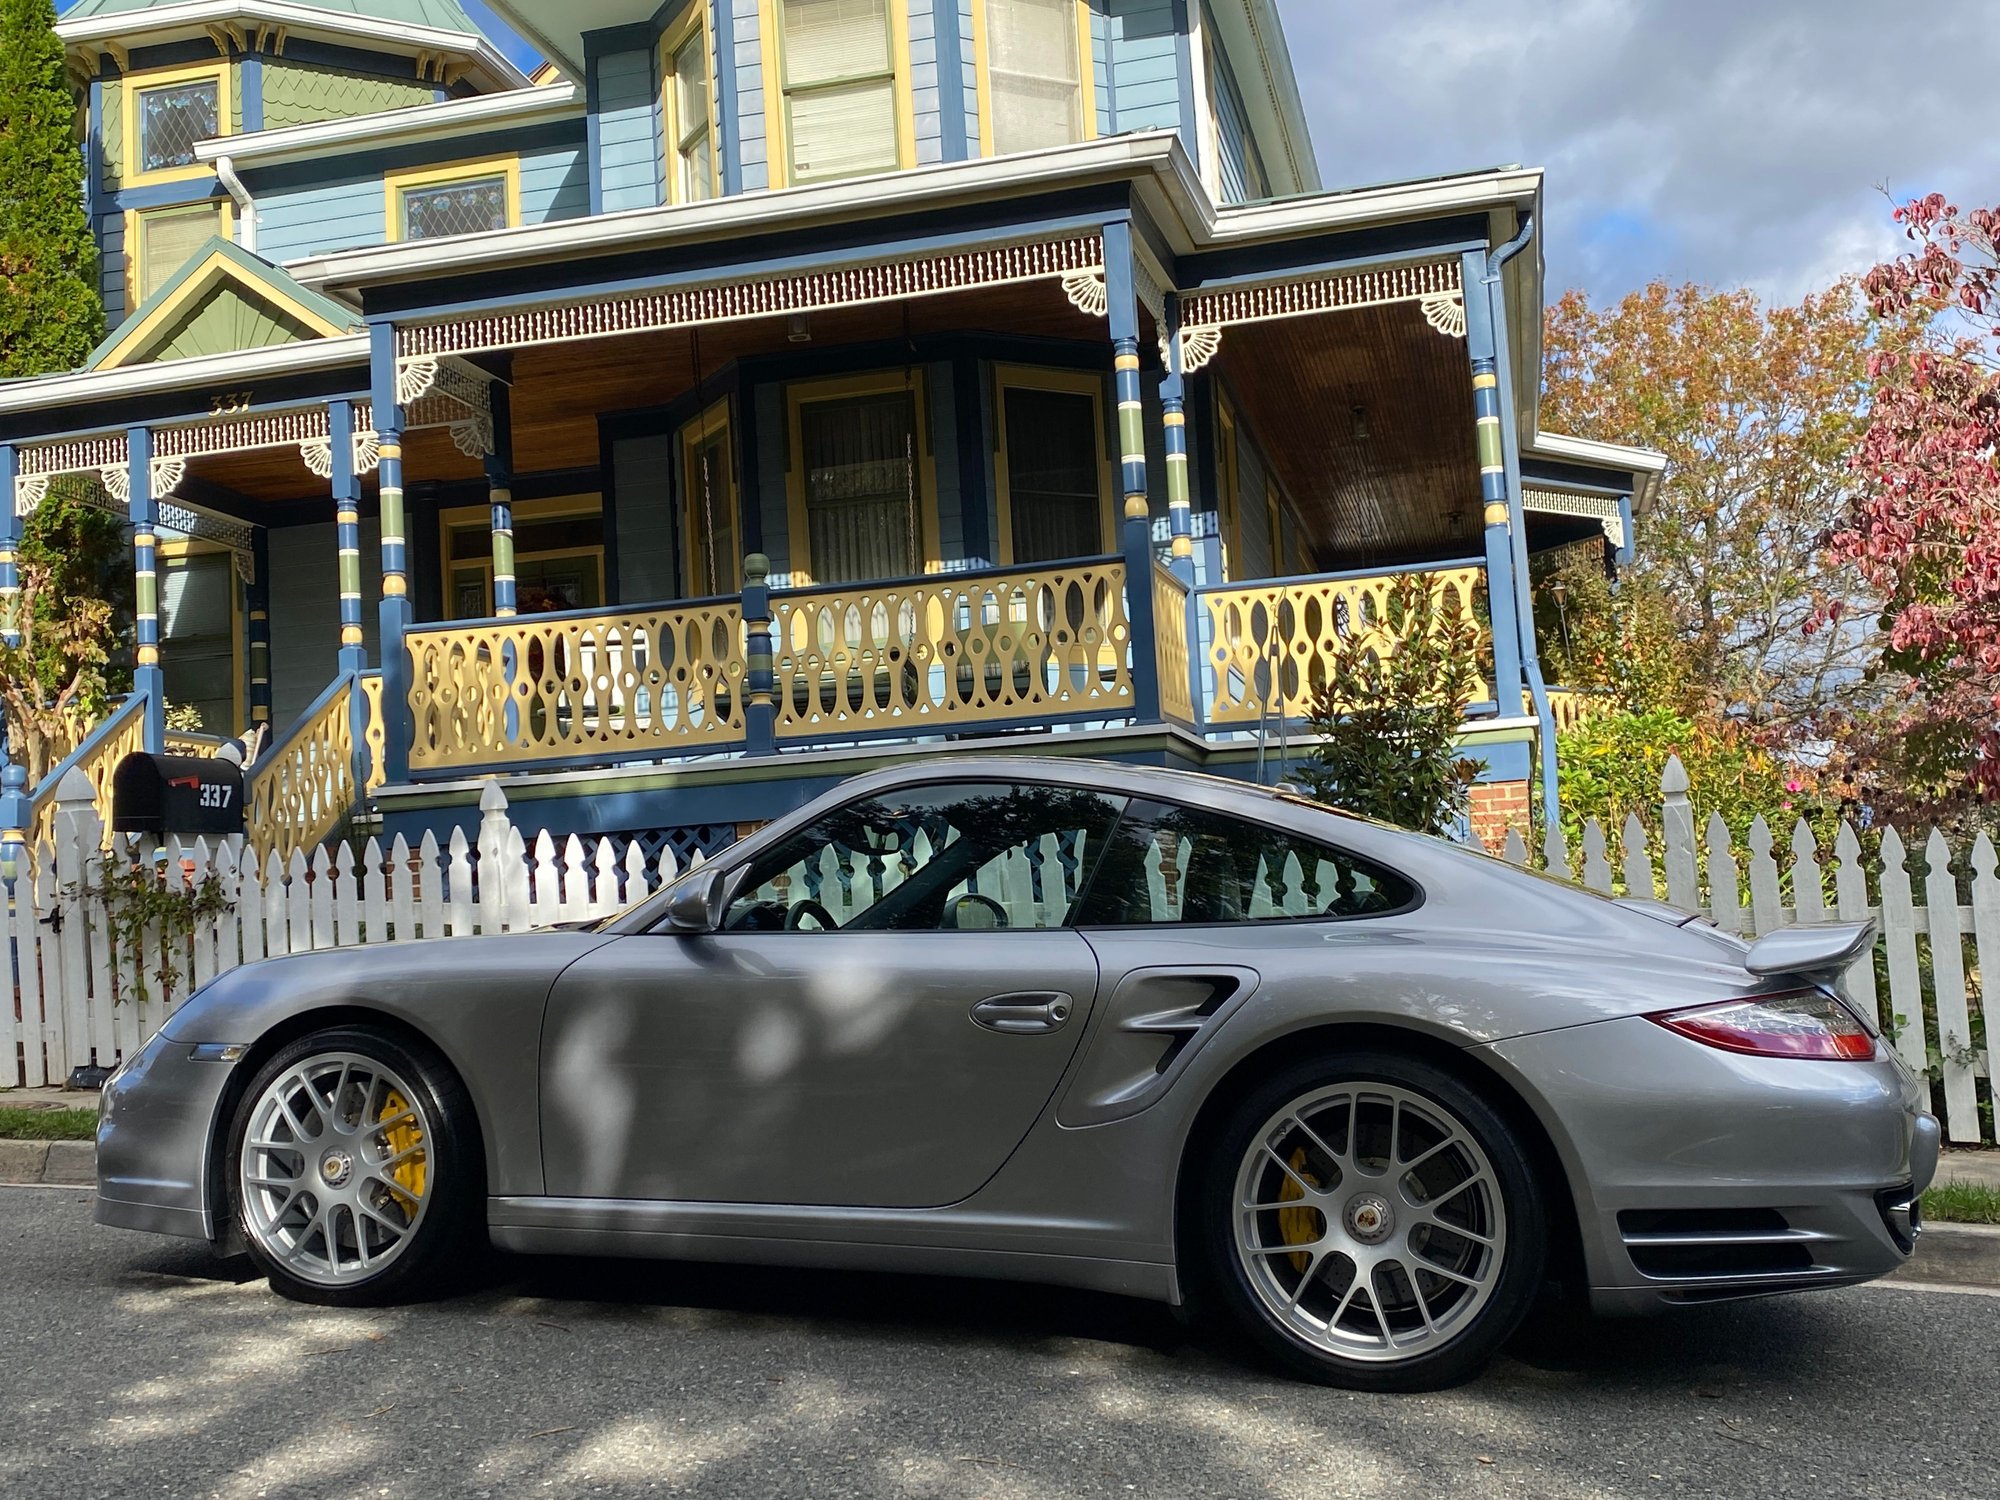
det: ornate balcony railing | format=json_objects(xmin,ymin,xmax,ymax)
[
  {"xmin": 26, "ymin": 692, "xmax": 148, "ymax": 851},
  {"xmin": 245, "ymin": 670, "xmax": 385, "ymax": 859},
  {"xmin": 1196, "ymin": 561, "xmax": 1491, "ymax": 726},
  {"xmin": 1151, "ymin": 563, "xmax": 1195, "ymax": 725},
  {"xmin": 404, "ymin": 600, "xmax": 747, "ymax": 772},
  {"xmin": 768, "ymin": 559, "xmax": 1133, "ymax": 741}
]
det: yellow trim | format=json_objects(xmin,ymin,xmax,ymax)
[
  {"xmin": 437, "ymin": 494, "xmax": 604, "ymax": 619},
  {"xmin": 782, "ymin": 367, "xmax": 938, "ymax": 586},
  {"xmin": 156, "ymin": 535, "xmax": 247, "ymax": 732},
  {"xmin": 680, "ymin": 397, "xmax": 739, "ymax": 596},
  {"xmin": 990, "ymin": 363, "xmax": 1115, "ymax": 566},
  {"xmin": 659, "ymin": 5, "xmax": 722, "ymax": 204},
  {"xmin": 122, "ymin": 60, "xmax": 232, "ymax": 187},
  {"xmin": 383, "ymin": 155, "xmax": 522, "ymax": 243},
  {"xmin": 970, "ymin": 0, "xmax": 1098, "ymax": 157},
  {"xmin": 757, "ymin": 0, "xmax": 917, "ymax": 189}
]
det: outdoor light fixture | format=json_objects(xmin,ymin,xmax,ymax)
[{"xmin": 787, "ymin": 313, "xmax": 812, "ymax": 343}]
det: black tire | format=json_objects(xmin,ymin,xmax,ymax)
[
  {"xmin": 1190, "ymin": 1048, "xmax": 1547, "ymax": 1392},
  {"xmin": 226, "ymin": 1025, "xmax": 484, "ymax": 1307}
]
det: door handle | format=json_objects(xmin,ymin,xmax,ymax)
[{"xmin": 971, "ymin": 991, "xmax": 1074, "ymax": 1035}]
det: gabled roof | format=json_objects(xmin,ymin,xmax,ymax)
[
  {"xmin": 62, "ymin": 0, "xmax": 487, "ymax": 27},
  {"xmin": 86, "ymin": 237, "xmax": 360, "ymax": 372}
]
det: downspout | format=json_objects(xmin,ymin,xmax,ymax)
[
  {"xmin": 1479, "ymin": 212, "xmax": 1561, "ymax": 844},
  {"xmin": 215, "ymin": 154, "xmax": 257, "ymax": 255}
]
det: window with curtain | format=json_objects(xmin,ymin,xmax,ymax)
[
  {"xmin": 134, "ymin": 202, "xmax": 224, "ymax": 304},
  {"xmin": 801, "ymin": 391, "xmax": 918, "ymax": 583},
  {"xmin": 159, "ymin": 550, "xmax": 237, "ymax": 733},
  {"xmin": 983, "ymin": 0, "xmax": 1085, "ymax": 154},
  {"xmin": 1002, "ymin": 385, "xmax": 1103, "ymax": 563},
  {"xmin": 682, "ymin": 416, "xmax": 737, "ymax": 596},
  {"xmin": 137, "ymin": 77, "xmax": 220, "ymax": 174},
  {"xmin": 778, "ymin": 0, "xmax": 900, "ymax": 183},
  {"xmin": 668, "ymin": 26, "xmax": 715, "ymax": 202}
]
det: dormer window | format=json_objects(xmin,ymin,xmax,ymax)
[
  {"xmin": 977, "ymin": 0, "xmax": 1092, "ymax": 155},
  {"xmin": 770, "ymin": 0, "xmax": 906, "ymax": 185},
  {"xmin": 386, "ymin": 159, "xmax": 520, "ymax": 242}
]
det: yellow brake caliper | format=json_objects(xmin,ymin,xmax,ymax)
[
  {"xmin": 1277, "ymin": 1147, "xmax": 1320, "ymax": 1274},
  {"xmin": 379, "ymin": 1089, "xmax": 426, "ymax": 1216}
]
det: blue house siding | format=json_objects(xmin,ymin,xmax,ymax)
[
  {"xmin": 1090, "ymin": 2, "xmax": 1113, "ymax": 138},
  {"xmin": 98, "ymin": 212, "xmax": 127, "ymax": 326},
  {"xmin": 957, "ymin": 0, "xmax": 981, "ymax": 153},
  {"xmin": 1106, "ymin": 0, "xmax": 1188, "ymax": 137},
  {"xmin": 258, "ymin": 176, "xmax": 386, "ymax": 261},
  {"xmin": 520, "ymin": 143, "xmax": 591, "ymax": 222},
  {"xmin": 594, "ymin": 46, "xmax": 664, "ymax": 212},
  {"xmin": 909, "ymin": 1, "xmax": 942, "ymax": 166},
  {"xmin": 733, "ymin": 0, "xmax": 769, "ymax": 191}
]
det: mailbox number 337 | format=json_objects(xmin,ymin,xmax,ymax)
[{"xmin": 198, "ymin": 783, "xmax": 234, "ymax": 810}]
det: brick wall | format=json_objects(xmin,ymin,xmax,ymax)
[{"xmin": 1468, "ymin": 779, "xmax": 1532, "ymax": 851}]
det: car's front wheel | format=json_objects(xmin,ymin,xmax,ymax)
[
  {"xmin": 227, "ymin": 1026, "xmax": 480, "ymax": 1306},
  {"xmin": 1195, "ymin": 1049, "xmax": 1547, "ymax": 1391}
]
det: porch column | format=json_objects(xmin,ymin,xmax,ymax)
[
  {"xmin": 1105, "ymin": 218, "xmax": 1161, "ymax": 724},
  {"xmin": 329, "ymin": 399, "xmax": 367, "ymax": 674},
  {"xmin": 484, "ymin": 381, "xmax": 517, "ymax": 618},
  {"xmin": 247, "ymin": 528, "xmax": 272, "ymax": 731},
  {"xmin": 0, "ymin": 443, "xmax": 25, "ymax": 870},
  {"xmin": 369, "ymin": 323, "xmax": 413, "ymax": 783},
  {"xmin": 1459, "ymin": 253, "xmax": 1525, "ymax": 714},
  {"xmin": 1161, "ymin": 293, "xmax": 1195, "ymax": 584},
  {"xmin": 128, "ymin": 426, "xmax": 167, "ymax": 754}
]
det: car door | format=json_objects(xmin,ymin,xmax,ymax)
[{"xmin": 538, "ymin": 780, "xmax": 1125, "ymax": 1206}]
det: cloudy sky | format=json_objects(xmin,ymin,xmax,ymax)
[{"xmin": 1279, "ymin": 0, "xmax": 2000, "ymax": 305}]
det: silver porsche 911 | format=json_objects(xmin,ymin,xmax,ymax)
[{"xmin": 96, "ymin": 757, "xmax": 1939, "ymax": 1391}]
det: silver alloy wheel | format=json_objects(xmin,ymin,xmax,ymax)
[
  {"xmin": 1232, "ymin": 1081, "xmax": 1506, "ymax": 1364},
  {"xmin": 239, "ymin": 1051, "xmax": 434, "ymax": 1286}
]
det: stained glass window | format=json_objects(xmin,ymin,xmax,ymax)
[
  {"xmin": 399, "ymin": 175, "xmax": 510, "ymax": 240},
  {"xmin": 138, "ymin": 78, "xmax": 220, "ymax": 174}
]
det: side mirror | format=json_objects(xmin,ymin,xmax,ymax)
[{"xmin": 661, "ymin": 866, "xmax": 728, "ymax": 935}]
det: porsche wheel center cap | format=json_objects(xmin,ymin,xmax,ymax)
[
  {"xmin": 319, "ymin": 1150, "xmax": 355, "ymax": 1188},
  {"xmin": 1344, "ymin": 1193, "xmax": 1393, "ymax": 1244}
]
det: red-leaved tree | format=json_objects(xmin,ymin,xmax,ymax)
[{"xmin": 1827, "ymin": 195, "xmax": 2000, "ymax": 806}]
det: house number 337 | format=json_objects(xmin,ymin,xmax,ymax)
[{"xmin": 208, "ymin": 390, "xmax": 253, "ymax": 417}]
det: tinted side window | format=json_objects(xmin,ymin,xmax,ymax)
[
  {"xmin": 724, "ymin": 782, "xmax": 1125, "ymax": 932},
  {"xmin": 1073, "ymin": 799, "xmax": 1416, "ymax": 926}
]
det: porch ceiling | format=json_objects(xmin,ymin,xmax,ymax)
[{"xmin": 1213, "ymin": 301, "xmax": 1481, "ymax": 572}]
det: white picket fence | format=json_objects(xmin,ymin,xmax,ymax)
[{"xmin": 3, "ymin": 757, "xmax": 1994, "ymax": 1146}]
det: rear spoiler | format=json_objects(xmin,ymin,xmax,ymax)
[{"xmin": 1743, "ymin": 920, "xmax": 1878, "ymax": 980}]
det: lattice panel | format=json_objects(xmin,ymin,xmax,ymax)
[
  {"xmin": 1200, "ymin": 565, "xmax": 1490, "ymax": 724},
  {"xmin": 406, "ymin": 604, "xmax": 749, "ymax": 772},
  {"xmin": 770, "ymin": 562, "xmax": 1134, "ymax": 737},
  {"xmin": 397, "ymin": 234, "xmax": 1107, "ymax": 360}
]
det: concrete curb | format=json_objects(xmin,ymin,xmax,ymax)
[
  {"xmin": 1888, "ymin": 1223, "xmax": 2000, "ymax": 1292},
  {"xmin": 0, "ymin": 1139, "xmax": 94, "ymax": 1186}
]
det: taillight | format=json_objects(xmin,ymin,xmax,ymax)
[{"xmin": 1647, "ymin": 992, "xmax": 1876, "ymax": 1061}]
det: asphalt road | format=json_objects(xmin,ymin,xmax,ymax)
[{"xmin": 2, "ymin": 1185, "xmax": 1993, "ymax": 1500}]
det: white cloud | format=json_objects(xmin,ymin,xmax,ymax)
[{"xmin": 1278, "ymin": 0, "xmax": 2000, "ymax": 302}]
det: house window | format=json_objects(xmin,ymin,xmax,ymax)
[
  {"xmin": 443, "ymin": 501, "xmax": 604, "ymax": 619},
  {"xmin": 681, "ymin": 403, "xmax": 737, "ymax": 596},
  {"xmin": 129, "ymin": 68, "xmax": 227, "ymax": 181},
  {"xmin": 387, "ymin": 160, "xmax": 519, "ymax": 242},
  {"xmin": 130, "ymin": 201, "xmax": 227, "ymax": 305},
  {"xmin": 665, "ymin": 23, "xmax": 717, "ymax": 202},
  {"xmin": 773, "ymin": 0, "xmax": 903, "ymax": 184},
  {"xmin": 159, "ymin": 545, "xmax": 243, "ymax": 735},
  {"xmin": 994, "ymin": 368, "xmax": 1110, "ymax": 564},
  {"xmin": 786, "ymin": 372, "xmax": 934, "ymax": 585},
  {"xmin": 977, "ymin": 0, "xmax": 1090, "ymax": 155}
]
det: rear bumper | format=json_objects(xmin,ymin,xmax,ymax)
[
  {"xmin": 1481, "ymin": 1015, "xmax": 1938, "ymax": 1315},
  {"xmin": 93, "ymin": 1033, "xmax": 240, "ymax": 1245}
]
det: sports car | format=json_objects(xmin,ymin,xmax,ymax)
[{"xmin": 95, "ymin": 756, "xmax": 1939, "ymax": 1390}]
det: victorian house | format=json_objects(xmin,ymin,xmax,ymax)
[{"xmin": 0, "ymin": 0, "xmax": 1662, "ymax": 863}]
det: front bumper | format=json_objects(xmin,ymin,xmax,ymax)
[
  {"xmin": 1482, "ymin": 1015, "xmax": 1939, "ymax": 1315},
  {"xmin": 94, "ymin": 1032, "xmax": 241, "ymax": 1244}
]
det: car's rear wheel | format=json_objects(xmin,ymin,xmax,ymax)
[
  {"xmin": 227, "ymin": 1026, "xmax": 480, "ymax": 1306},
  {"xmin": 1195, "ymin": 1049, "xmax": 1546, "ymax": 1391}
]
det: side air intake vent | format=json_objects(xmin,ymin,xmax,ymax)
[{"xmin": 1617, "ymin": 1208, "xmax": 1823, "ymax": 1281}]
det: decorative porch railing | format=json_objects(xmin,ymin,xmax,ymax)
[
  {"xmin": 404, "ymin": 600, "xmax": 747, "ymax": 772},
  {"xmin": 1152, "ymin": 563, "xmax": 1195, "ymax": 725},
  {"xmin": 25, "ymin": 691, "xmax": 148, "ymax": 852},
  {"xmin": 1545, "ymin": 689, "xmax": 1608, "ymax": 734},
  {"xmin": 769, "ymin": 559, "xmax": 1133, "ymax": 740},
  {"xmin": 244, "ymin": 670, "xmax": 385, "ymax": 860},
  {"xmin": 1196, "ymin": 561, "xmax": 1490, "ymax": 726}
]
